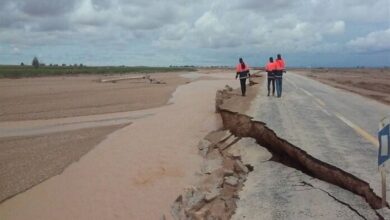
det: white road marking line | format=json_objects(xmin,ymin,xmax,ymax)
[
  {"xmin": 300, "ymin": 88, "xmax": 314, "ymax": 97},
  {"xmin": 298, "ymin": 86, "xmax": 378, "ymax": 147},
  {"xmin": 300, "ymin": 87, "xmax": 329, "ymax": 115},
  {"xmin": 318, "ymin": 105, "xmax": 332, "ymax": 116},
  {"xmin": 334, "ymin": 112, "xmax": 379, "ymax": 147},
  {"xmin": 314, "ymin": 98, "xmax": 326, "ymax": 107}
]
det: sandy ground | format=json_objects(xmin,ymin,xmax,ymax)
[
  {"xmin": 0, "ymin": 69, "xmax": 247, "ymax": 220},
  {"xmin": 295, "ymin": 68, "xmax": 390, "ymax": 105},
  {"xmin": 0, "ymin": 72, "xmax": 188, "ymax": 121},
  {"xmin": 0, "ymin": 72, "xmax": 193, "ymax": 206},
  {"xmin": 220, "ymin": 79, "xmax": 262, "ymax": 114},
  {"xmin": 0, "ymin": 124, "xmax": 127, "ymax": 203}
]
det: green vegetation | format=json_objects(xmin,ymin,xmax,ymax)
[
  {"xmin": 32, "ymin": 57, "xmax": 39, "ymax": 68},
  {"xmin": 0, "ymin": 65, "xmax": 197, "ymax": 78}
]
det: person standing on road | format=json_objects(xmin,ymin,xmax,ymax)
[
  {"xmin": 265, "ymin": 57, "xmax": 276, "ymax": 96},
  {"xmin": 275, "ymin": 54, "xmax": 286, "ymax": 97},
  {"xmin": 236, "ymin": 58, "xmax": 250, "ymax": 96}
]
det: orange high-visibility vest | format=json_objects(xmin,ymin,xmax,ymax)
[
  {"xmin": 275, "ymin": 59, "xmax": 285, "ymax": 70},
  {"xmin": 265, "ymin": 62, "xmax": 276, "ymax": 72},
  {"xmin": 236, "ymin": 63, "xmax": 249, "ymax": 72}
]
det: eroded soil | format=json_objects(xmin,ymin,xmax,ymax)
[{"xmin": 295, "ymin": 68, "xmax": 390, "ymax": 105}]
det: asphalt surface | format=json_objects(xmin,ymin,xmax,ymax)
[{"xmin": 233, "ymin": 72, "xmax": 390, "ymax": 219}]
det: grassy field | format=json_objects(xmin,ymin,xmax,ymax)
[{"xmin": 0, "ymin": 65, "xmax": 197, "ymax": 78}]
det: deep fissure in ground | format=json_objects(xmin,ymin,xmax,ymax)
[{"xmin": 219, "ymin": 108, "xmax": 386, "ymax": 211}]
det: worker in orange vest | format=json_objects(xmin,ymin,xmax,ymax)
[
  {"xmin": 265, "ymin": 57, "xmax": 276, "ymax": 96},
  {"xmin": 275, "ymin": 54, "xmax": 286, "ymax": 97},
  {"xmin": 236, "ymin": 58, "xmax": 250, "ymax": 96}
]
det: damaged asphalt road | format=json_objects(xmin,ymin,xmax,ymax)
[
  {"xmin": 221, "ymin": 111, "xmax": 385, "ymax": 220},
  {"xmin": 218, "ymin": 73, "xmax": 390, "ymax": 219}
]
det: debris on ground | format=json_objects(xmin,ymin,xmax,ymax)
[
  {"xmin": 100, "ymin": 74, "xmax": 166, "ymax": 84},
  {"xmin": 215, "ymin": 86, "xmax": 234, "ymax": 113},
  {"xmin": 171, "ymin": 130, "xmax": 252, "ymax": 220}
]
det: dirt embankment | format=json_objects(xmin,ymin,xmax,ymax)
[
  {"xmin": 295, "ymin": 68, "xmax": 390, "ymax": 105},
  {"xmin": 171, "ymin": 77, "xmax": 262, "ymax": 219}
]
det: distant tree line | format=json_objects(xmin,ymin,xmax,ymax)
[
  {"xmin": 169, "ymin": 65, "xmax": 196, "ymax": 68},
  {"xmin": 23, "ymin": 57, "xmax": 85, "ymax": 68},
  {"xmin": 169, "ymin": 65, "xmax": 231, "ymax": 68}
]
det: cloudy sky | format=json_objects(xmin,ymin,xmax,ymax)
[{"xmin": 0, "ymin": 0, "xmax": 389, "ymax": 67}]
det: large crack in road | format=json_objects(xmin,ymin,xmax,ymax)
[
  {"xmin": 218, "ymin": 108, "xmax": 387, "ymax": 218},
  {"xmin": 299, "ymin": 180, "xmax": 369, "ymax": 220},
  {"xmin": 172, "ymin": 84, "xmax": 387, "ymax": 219}
]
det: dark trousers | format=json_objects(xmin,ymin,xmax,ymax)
[
  {"xmin": 267, "ymin": 78, "xmax": 275, "ymax": 95},
  {"xmin": 275, "ymin": 77, "xmax": 283, "ymax": 97},
  {"xmin": 239, "ymin": 72, "xmax": 248, "ymax": 96},
  {"xmin": 240, "ymin": 78, "xmax": 247, "ymax": 95},
  {"xmin": 275, "ymin": 70, "xmax": 283, "ymax": 97}
]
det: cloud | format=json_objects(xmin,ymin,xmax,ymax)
[
  {"xmin": 305, "ymin": 0, "xmax": 389, "ymax": 23},
  {"xmin": 71, "ymin": 0, "xmax": 111, "ymax": 26},
  {"xmin": 153, "ymin": 22, "xmax": 191, "ymax": 48},
  {"xmin": 347, "ymin": 29, "xmax": 390, "ymax": 53},
  {"xmin": 19, "ymin": 0, "xmax": 76, "ymax": 16},
  {"xmin": 12, "ymin": 46, "xmax": 21, "ymax": 54},
  {"xmin": 0, "ymin": 2, "xmax": 27, "ymax": 28},
  {"xmin": 0, "ymin": 0, "xmax": 389, "ymax": 66},
  {"xmin": 69, "ymin": 0, "xmax": 196, "ymax": 32},
  {"xmin": 0, "ymin": 0, "xmax": 74, "ymax": 32},
  {"xmin": 232, "ymin": 0, "xmax": 297, "ymax": 12},
  {"xmin": 190, "ymin": 11, "xmax": 242, "ymax": 48},
  {"xmin": 327, "ymin": 21, "xmax": 346, "ymax": 35}
]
